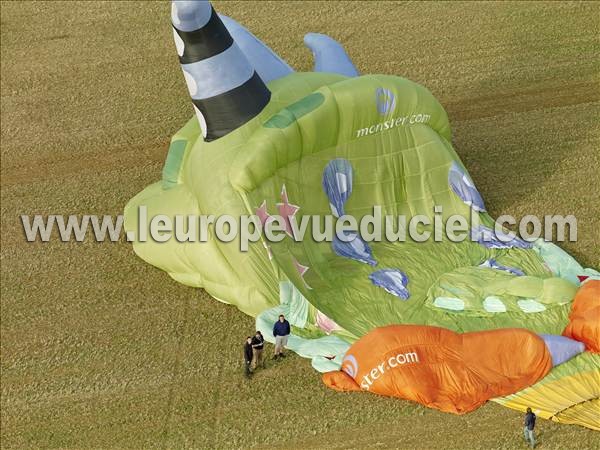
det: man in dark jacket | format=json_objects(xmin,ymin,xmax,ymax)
[
  {"xmin": 523, "ymin": 407, "xmax": 536, "ymax": 448},
  {"xmin": 243, "ymin": 336, "xmax": 253, "ymax": 378},
  {"xmin": 272, "ymin": 314, "xmax": 291, "ymax": 360},
  {"xmin": 251, "ymin": 331, "xmax": 266, "ymax": 370}
]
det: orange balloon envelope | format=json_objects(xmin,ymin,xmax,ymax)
[
  {"xmin": 323, "ymin": 325, "xmax": 552, "ymax": 414},
  {"xmin": 563, "ymin": 280, "xmax": 600, "ymax": 353}
]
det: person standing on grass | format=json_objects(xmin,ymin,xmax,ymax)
[
  {"xmin": 251, "ymin": 330, "xmax": 266, "ymax": 370},
  {"xmin": 272, "ymin": 314, "xmax": 290, "ymax": 360},
  {"xmin": 523, "ymin": 407, "xmax": 536, "ymax": 448},
  {"xmin": 244, "ymin": 336, "xmax": 254, "ymax": 378}
]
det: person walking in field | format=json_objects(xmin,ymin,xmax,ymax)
[
  {"xmin": 251, "ymin": 330, "xmax": 266, "ymax": 370},
  {"xmin": 244, "ymin": 336, "xmax": 254, "ymax": 378},
  {"xmin": 523, "ymin": 407, "xmax": 536, "ymax": 448},
  {"xmin": 272, "ymin": 314, "xmax": 291, "ymax": 360}
]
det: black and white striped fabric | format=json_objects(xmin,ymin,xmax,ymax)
[{"xmin": 171, "ymin": 1, "xmax": 271, "ymax": 141}]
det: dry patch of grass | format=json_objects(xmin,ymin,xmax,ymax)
[{"xmin": 1, "ymin": 1, "xmax": 599, "ymax": 448}]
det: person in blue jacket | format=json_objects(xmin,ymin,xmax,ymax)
[
  {"xmin": 272, "ymin": 314, "xmax": 291, "ymax": 360},
  {"xmin": 523, "ymin": 407, "xmax": 536, "ymax": 448}
]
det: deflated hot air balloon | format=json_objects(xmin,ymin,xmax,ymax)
[
  {"xmin": 322, "ymin": 325, "xmax": 585, "ymax": 414},
  {"xmin": 124, "ymin": 0, "xmax": 600, "ymax": 430}
]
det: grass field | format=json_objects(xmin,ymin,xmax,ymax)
[{"xmin": 1, "ymin": 1, "xmax": 599, "ymax": 448}]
